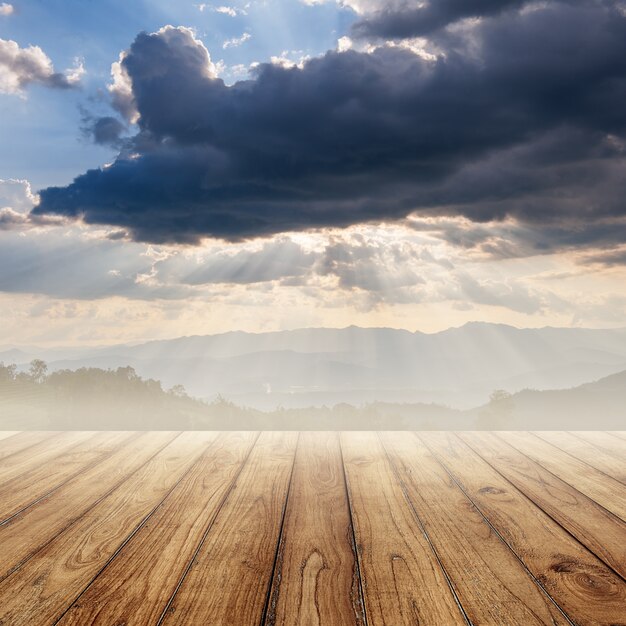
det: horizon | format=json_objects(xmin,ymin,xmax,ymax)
[{"xmin": 3, "ymin": 319, "xmax": 626, "ymax": 351}]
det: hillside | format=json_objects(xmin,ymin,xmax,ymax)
[
  {"xmin": 469, "ymin": 370, "xmax": 626, "ymax": 429},
  {"xmin": 0, "ymin": 361, "xmax": 623, "ymax": 430},
  {"xmin": 2, "ymin": 323, "xmax": 626, "ymax": 410}
]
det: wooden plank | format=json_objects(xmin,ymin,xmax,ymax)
[
  {"xmin": 572, "ymin": 431, "xmax": 626, "ymax": 459},
  {"xmin": 157, "ymin": 432, "xmax": 297, "ymax": 626},
  {"xmin": 533, "ymin": 431, "xmax": 626, "ymax": 484},
  {"xmin": 499, "ymin": 431, "xmax": 626, "ymax": 521},
  {"xmin": 571, "ymin": 431, "xmax": 626, "ymax": 467},
  {"xmin": 0, "ymin": 431, "xmax": 19, "ymax": 443},
  {"xmin": 459, "ymin": 432, "xmax": 626, "ymax": 579},
  {"xmin": 0, "ymin": 431, "xmax": 59, "ymax": 461},
  {"xmin": 0, "ymin": 431, "xmax": 218, "ymax": 626},
  {"xmin": 0, "ymin": 431, "xmax": 179, "ymax": 581},
  {"xmin": 381, "ymin": 432, "xmax": 569, "ymax": 626},
  {"xmin": 0, "ymin": 431, "xmax": 133, "ymax": 523},
  {"xmin": 607, "ymin": 431, "xmax": 626, "ymax": 441},
  {"xmin": 420, "ymin": 431, "xmax": 626, "ymax": 626},
  {"xmin": 0, "ymin": 431, "xmax": 97, "ymax": 487},
  {"xmin": 265, "ymin": 431, "xmax": 364, "ymax": 626},
  {"xmin": 58, "ymin": 431, "xmax": 260, "ymax": 626},
  {"xmin": 340, "ymin": 431, "xmax": 466, "ymax": 626}
]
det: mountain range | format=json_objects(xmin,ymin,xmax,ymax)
[{"xmin": 2, "ymin": 323, "xmax": 626, "ymax": 410}]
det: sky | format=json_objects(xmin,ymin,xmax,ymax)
[{"xmin": 1, "ymin": 0, "xmax": 625, "ymax": 347}]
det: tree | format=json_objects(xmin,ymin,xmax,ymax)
[
  {"xmin": 489, "ymin": 389, "xmax": 513, "ymax": 405},
  {"xmin": 169, "ymin": 384, "xmax": 187, "ymax": 398},
  {"xmin": 29, "ymin": 359, "xmax": 48, "ymax": 384},
  {"xmin": 0, "ymin": 362, "xmax": 17, "ymax": 383}
]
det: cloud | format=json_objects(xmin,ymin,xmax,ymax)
[
  {"xmin": 583, "ymin": 246, "xmax": 626, "ymax": 267},
  {"xmin": 32, "ymin": 4, "xmax": 626, "ymax": 252},
  {"xmin": 197, "ymin": 4, "xmax": 247, "ymax": 17},
  {"xmin": 222, "ymin": 32, "xmax": 251, "ymax": 48},
  {"xmin": 0, "ymin": 178, "xmax": 38, "ymax": 211},
  {"xmin": 0, "ymin": 207, "xmax": 29, "ymax": 230},
  {"xmin": 0, "ymin": 38, "xmax": 83, "ymax": 94},
  {"xmin": 351, "ymin": 0, "xmax": 530, "ymax": 40},
  {"xmin": 180, "ymin": 238, "xmax": 318, "ymax": 285},
  {"xmin": 0, "ymin": 178, "xmax": 65, "ymax": 231},
  {"xmin": 0, "ymin": 3, "xmax": 13, "ymax": 16},
  {"xmin": 82, "ymin": 115, "xmax": 127, "ymax": 146}
]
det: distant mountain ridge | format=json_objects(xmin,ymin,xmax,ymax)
[{"xmin": 2, "ymin": 323, "xmax": 626, "ymax": 410}]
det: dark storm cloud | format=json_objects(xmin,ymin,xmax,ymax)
[
  {"xmin": 90, "ymin": 116, "xmax": 126, "ymax": 146},
  {"xmin": 351, "ymin": 0, "xmax": 529, "ymax": 40},
  {"xmin": 32, "ymin": 4, "xmax": 626, "ymax": 250}
]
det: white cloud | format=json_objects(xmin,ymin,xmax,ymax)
[
  {"xmin": 0, "ymin": 38, "xmax": 82, "ymax": 95},
  {"xmin": 299, "ymin": 0, "xmax": 397, "ymax": 14},
  {"xmin": 197, "ymin": 3, "xmax": 248, "ymax": 15},
  {"xmin": 0, "ymin": 178, "xmax": 38, "ymax": 212},
  {"xmin": 108, "ymin": 51, "xmax": 138, "ymax": 123},
  {"xmin": 0, "ymin": 179, "xmax": 66, "ymax": 231},
  {"xmin": 337, "ymin": 36, "xmax": 353, "ymax": 52},
  {"xmin": 222, "ymin": 32, "xmax": 251, "ymax": 49},
  {"xmin": 0, "ymin": 3, "xmax": 13, "ymax": 16},
  {"xmin": 269, "ymin": 50, "xmax": 310, "ymax": 69},
  {"xmin": 65, "ymin": 57, "xmax": 85, "ymax": 84}
]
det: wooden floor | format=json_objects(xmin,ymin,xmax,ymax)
[{"xmin": 0, "ymin": 431, "xmax": 624, "ymax": 625}]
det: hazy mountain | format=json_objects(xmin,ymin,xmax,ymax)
[
  {"xmin": 1, "ymin": 362, "xmax": 623, "ymax": 430},
  {"xmin": 5, "ymin": 323, "xmax": 626, "ymax": 410},
  {"xmin": 468, "ymin": 370, "xmax": 626, "ymax": 430}
]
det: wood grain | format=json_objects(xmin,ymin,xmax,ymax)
[
  {"xmin": 533, "ymin": 431, "xmax": 626, "ymax": 484},
  {"xmin": 0, "ymin": 431, "xmax": 19, "ymax": 443},
  {"xmin": 1, "ymin": 430, "xmax": 623, "ymax": 623},
  {"xmin": 0, "ymin": 432, "xmax": 218, "ymax": 626},
  {"xmin": 0, "ymin": 431, "xmax": 178, "ymax": 581},
  {"xmin": 0, "ymin": 431, "xmax": 95, "ymax": 487},
  {"xmin": 0, "ymin": 431, "xmax": 132, "ymax": 523},
  {"xmin": 570, "ymin": 432, "xmax": 626, "ymax": 474},
  {"xmin": 265, "ymin": 431, "xmax": 364, "ymax": 626},
  {"xmin": 382, "ymin": 432, "xmax": 569, "ymax": 625},
  {"xmin": 159, "ymin": 431, "xmax": 298, "ymax": 626},
  {"xmin": 607, "ymin": 431, "xmax": 626, "ymax": 441},
  {"xmin": 0, "ymin": 431, "xmax": 59, "ymax": 461},
  {"xmin": 419, "ymin": 431, "xmax": 626, "ymax": 626},
  {"xmin": 341, "ymin": 431, "xmax": 466, "ymax": 626},
  {"xmin": 499, "ymin": 431, "xmax": 626, "ymax": 521},
  {"xmin": 459, "ymin": 431, "xmax": 626, "ymax": 579},
  {"xmin": 58, "ymin": 431, "xmax": 259, "ymax": 626}
]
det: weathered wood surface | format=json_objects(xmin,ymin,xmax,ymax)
[
  {"xmin": 0, "ymin": 430, "xmax": 624, "ymax": 625},
  {"xmin": 341, "ymin": 431, "xmax": 466, "ymax": 626},
  {"xmin": 265, "ymin": 431, "xmax": 364, "ymax": 626},
  {"xmin": 419, "ymin": 432, "xmax": 626, "ymax": 626}
]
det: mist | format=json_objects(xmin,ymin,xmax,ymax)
[{"xmin": 2, "ymin": 323, "xmax": 625, "ymax": 430}]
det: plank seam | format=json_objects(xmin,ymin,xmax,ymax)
[
  {"xmin": 376, "ymin": 432, "xmax": 473, "ymax": 626},
  {"xmin": 50, "ymin": 432, "xmax": 221, "ymax": 626},
  {"xmin": 338, "ymin": 432, "xmax": 369, "ymax": 626},
  {"xmin": 259, "ymin": 432, "xmax": 300, "ymax": 626},
  {"xmin": 529, "ymin": 431, "xmax": 626, "ymax": 487},
  {"xmin": 0, "ymin": 431, "xmax": 64, "ymax": 464},
  {"xmin": 154, "ymin": 432, "xmax": 263, "ymax": 626},
  {"xmin": 0, "ymin": 432, "xmax": 139, "ymax": 526},
  {"xmin": 417, "ymin": 433, "xmax": 577, "ymax": 626},
  {"xmin": 604, "ymin": 431, "xmax": 626, "ymax": 442},
  {"xmin": 460, "ymin": 433, "xmax": 626, "ymax": 583},
  {"xmin": 0, "ymin": 431, "xmax": 181, "ymax": 585},
  {"xmin": 494, "ymin": 432, "xmax": 626, "ymax": 523}
]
